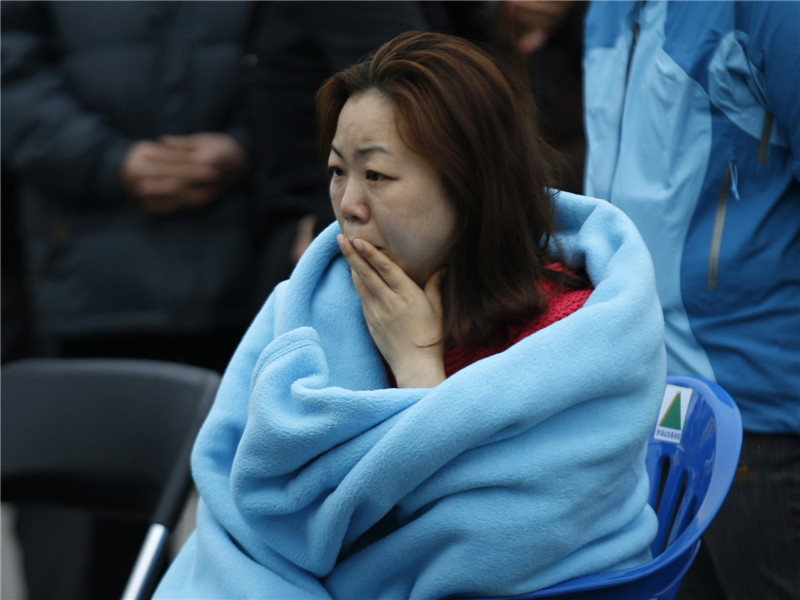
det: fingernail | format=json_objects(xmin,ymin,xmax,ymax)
[
  {"xmin": 352, "ymin": 239, "xmax": 365, "ymax": 252},
  {"xmin": 336, "ymin": 234, "xmax": 345, "ymax": 248}
]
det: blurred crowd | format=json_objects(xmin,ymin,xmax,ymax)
[
  {"xmin": 1, "ymin": 0, "xmax": 586, "ymax": 376},
  {"xmin": 2, "ymin": 1, "xmax": 797, "ymax": 600}
]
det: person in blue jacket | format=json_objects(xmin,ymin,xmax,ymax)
[{"xmin": 582, "ymin": 2, "xmax": 800, "ymax": 598}]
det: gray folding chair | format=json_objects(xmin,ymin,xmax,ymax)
[{"xmin": 1, "ymin": 358, "xmax": 220, "ymax": 600}]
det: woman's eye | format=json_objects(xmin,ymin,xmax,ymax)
[
  {"xmin": 328, "ymin": 166, "xmax": 343, "ymax": 179},
  {"xmin": 366, "ymin": 170, "xmax": 387, "ymax": 182}
]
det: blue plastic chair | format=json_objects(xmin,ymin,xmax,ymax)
[{"xmin": 469, "ymin": 375, "xmax": 743, "ymax": 600}]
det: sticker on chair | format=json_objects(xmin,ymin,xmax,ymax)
[{"xmin": 654, "ymin": 384, "xmax": 692, "ymax": 443}]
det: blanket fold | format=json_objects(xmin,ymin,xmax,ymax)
[{"xmin": 155, "ymin": 191, "xmax": 666, "ymax": 600}]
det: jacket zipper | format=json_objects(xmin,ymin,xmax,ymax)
[
  {"xmin": 610, "ymin": 2, "xmax": 645, "ymax": 196},
  {"xmin": 708, "ymin": 162, "xmax": 738, "ymax": 291},
  {"xmin": 757, "ymin": 111, "xmax": 773, "ymax": 164},
  {"xmin": 625, "ymin": 13, "xmax": 641, "ymax": 87}
]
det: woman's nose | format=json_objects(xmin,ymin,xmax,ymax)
[{"xmin": 338, "ymin": 181, "xmax": 369, "ymax": 223}]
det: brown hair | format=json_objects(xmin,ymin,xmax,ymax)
[{"xmin": 316, "ymin": 31, "xmax": 580, "ymax": 348}]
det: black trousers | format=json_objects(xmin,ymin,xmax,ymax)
[{"xmin": 677, "ymin": 433, "xmax": 800, "ymax": 600}]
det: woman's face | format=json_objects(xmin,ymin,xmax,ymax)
[{"xmin": 328, "ymin": 92, "xmax": 456, "ymax": 287}]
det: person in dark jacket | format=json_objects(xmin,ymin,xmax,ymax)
[
  {"xmin": 1, "ymin": 2, "xmax": 258, "ymax": 598},
  {"xmin": 243, "ymin": 1, "xmax": 436, "ymax": 298},
  {"xmin": 1, "ymin": 0, "xmax": 258, "ymax": 372}
]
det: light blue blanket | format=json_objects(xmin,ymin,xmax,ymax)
[{"xmin": 155, "ymin": 191, "xmax": 666, "ymax": 599}]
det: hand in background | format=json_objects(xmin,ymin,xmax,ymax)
[
  {"xmin": 498, "ymin": 1, "xmax": 574, "ymax": 55},
  {"xmin": 290, "ymin": 214, "xmax": 317, "ymax": 265},
  {"xmin": 160, "ymin": 133, "xmax": 248, "ymax": 192},
  {"xmin": 120, "ymin": 133, "xmax": 247, "ymax": 215}
]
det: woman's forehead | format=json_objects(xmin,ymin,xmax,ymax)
[{"xmin": 331, "ymin": 93, "xmax": 404, "ymax": 158}]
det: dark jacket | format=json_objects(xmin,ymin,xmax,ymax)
[
  {"xmin": 245, "ymin": 1, "xmax": 432, "ymax": 232},
  {"xmin": 243, "ymin": 1, "xmax": 433, "ymax": 296},
  {"xmin": 1, "ymin": 1, "xmax": 257, "ymax": 339}
]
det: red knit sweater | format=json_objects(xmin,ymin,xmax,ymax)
[
  {"xmin": 443, "ymin": 264, "xmax": 592, "ymax": 377},
  {"xmin": 388, "ymin": 264, "xmax": 593, "ymax": 385}
]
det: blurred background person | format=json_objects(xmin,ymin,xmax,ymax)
[
  {"xmin": 480, "ymin": 0, "xmax": 588, "ymax": 194},
  {"xmin": 244, "ymin": 1, "xmax": 444, "ymax": 298},
  {"xmin": 582, "ymin": 2, "xmax": 800, "ymax": 598},
  {"xmin": 1, "ymin": 1, "xmax": 258, "ymax": 597},
  {"xmin": 2, "ymin": 1, "xmax": 258, "ymax": 373}
]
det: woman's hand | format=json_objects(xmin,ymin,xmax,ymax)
[{"xmin": 338, "ymin": 234, "xmax": 446, "ymax": 388}]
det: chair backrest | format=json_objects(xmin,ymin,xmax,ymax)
[
  {"xmin": 466, "ymin": 375, "xmax": 743, "ymax": 600},
  {"xmin": 1, "ymin": 358, "xmax": 220, "ymax": 600}
]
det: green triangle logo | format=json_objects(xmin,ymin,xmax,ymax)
[{"xmin": 659, "ymin": 392, "xmax": 683, "ymax": 430}]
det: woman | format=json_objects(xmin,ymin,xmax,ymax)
[{"xmin": 155, "ymin": 32, "xmax": 666, "ymax": 599}]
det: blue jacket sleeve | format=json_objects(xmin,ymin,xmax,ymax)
[{"xmin": 0, "ymin": 0, "xmax": 132, "ymax": 207}]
